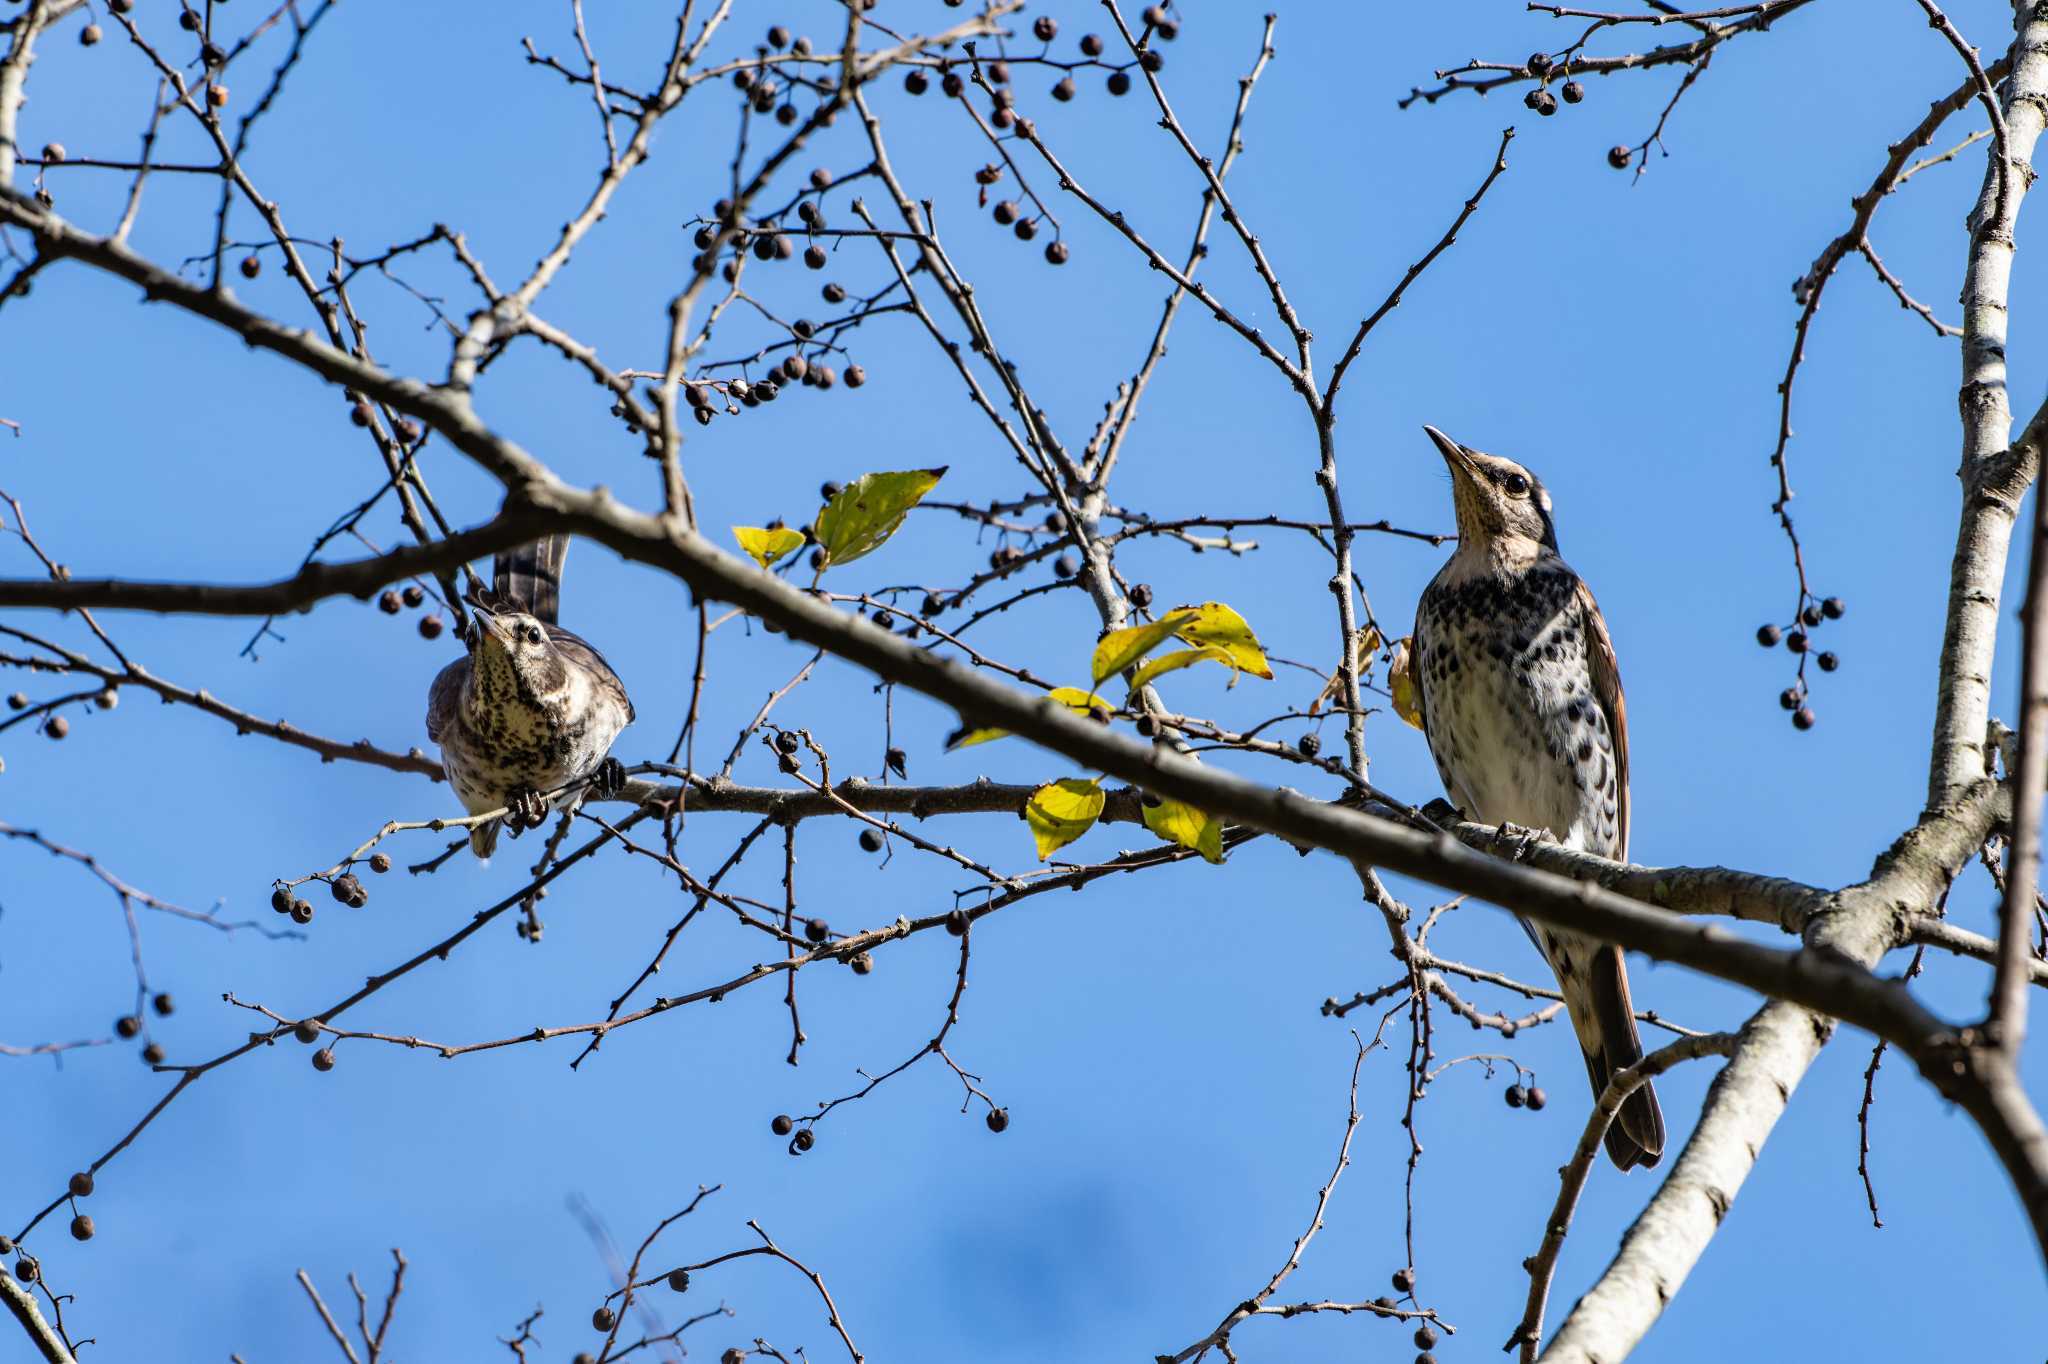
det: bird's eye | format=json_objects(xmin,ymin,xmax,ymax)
[
  {"xmin": 1502, "ymin": 473, "xmax": 1531, "ymax": 497},
  {"xmin": 522, "ymin": 625, "xmax": 543, "ymax": 644}
]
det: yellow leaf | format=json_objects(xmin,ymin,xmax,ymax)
[
  {"xmin": 945, "ymin": 687, "xmax": 1111, "ymax": 750},
  {"xmin": 1091, "ymin": 610, "xmax": 1197, "ymax": 687},
  {"xmin": 1126, "ymin": 645, "xmax": 1234, "ymax": 694},
  {"xmin": 1024, "ymin": 778, "xmax": 1105, "ymax": 860},
  {"xmin": 1169, "ymin": 601, "xmax": 1273, "ymax": 680},
  {"xmin": 812, "ymin": 468, "xmax": 947, "ymax": 569},
  {"xmin": 1389, "ymin": 636, "xmax": 1425, "ymax": 730},
  {"xmin": 1142, "ymin": 795, "xmax": 1224, "ymax": 864},
  {"xmin": 731, "ymin": 525, "xmax": 806, "ymax": 569}
]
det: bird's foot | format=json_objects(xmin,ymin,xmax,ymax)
[
  {"xmin": 507, "ymin": 786, "xmax": 550, "ymax": 835},
  {"xmin": 589, "ymin": 756, "xmax": 628, "ymax": 801},
  {"xmin": 1488, "ymin": 819, "xmax": 1553, "ymax": 861}
]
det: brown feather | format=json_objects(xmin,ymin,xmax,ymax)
[{"xmin": 1576, "ymin": 578, "xmax": 1630, "ymax": 859}]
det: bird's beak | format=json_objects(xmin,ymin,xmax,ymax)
[
  {"xmin": 472, "ymin": 609, "xmax": 512, "ymax": 647},
  {"xmin": 1423, "ymin": 425, "xmax": 1477, "ymax": 478}
]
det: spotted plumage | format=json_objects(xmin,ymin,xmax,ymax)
[
  {"xmin": 1412, "ymin": 426, "xmax": 1663, "ymax": 1171},
  {"xmin": 426, "ymin": 536, "xmax": 633, "ymax": 859}
]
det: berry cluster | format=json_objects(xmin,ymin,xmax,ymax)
[
  {"xmin": 1755, "ymin": 595, "xmax": 1845, "ymax": 731},
  {"xmin": 376, "ymin": 579, "xmax": 446, "ymax": 640},
  {"xmin": 1518, "ymin": 51, "xmax": 1587, "ymax": 119}
]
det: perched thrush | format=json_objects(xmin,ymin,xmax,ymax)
[
  {"xmin": 1411, "ymin": 426, "xmax": 1664, "ymax": 1170},
  {"xmin": 425, "ymin": 535, "xmax": 634, "ymax": 859}
]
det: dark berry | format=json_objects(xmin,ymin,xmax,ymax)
[
  {"xmin": 850, "ymin": 952, "xmax": 873, "ymax": 975},
  {"xmin": 418, "ymin": 614, "xmax": 444, "ymax": 640},
  {"xmin": 885, "ymin": 746, "xmax": 907, "ymax": 777},
  {"xmin": 592, "ymin": 1306, "xmax": 617, "ymax": 1332},
  {"xmin": 1608, "ymin": 145, "xmax": 1633, "ymax": 170},
  {"xmin": 291, "ymin": 899, "xmax": 314, "ymax": 924},
  {"xmin": 1755, "ymin": 623, "xmax": 1781, "ymax": 647},
  {"xmin": 844, "ymin": 364, "xmax": 866, "ymax": 388},
  {"xmin": 311, "ymin": 1047, "xmax": 334, "ymax": 1071},
  {"xmin": 1526, "ymin": 1087, "xmax": 1547, "ymax": 1110},
  {"xmin": 115, "ymin": 1015, "xmax": 140, "ymax": 1039},
  {"xmin": 1786, "ymin": 629, "xmax": 1809, "ymax": 654},
  {"xmin": 1139, "ymin": 49, "xmax": 1163, "ymax": 73},
  {"xmin": 1014, "ymin": 218, "xmax": 1038, "ymax": 241},
  {"xmin": 667, "ymin": 1268, "xmax": 690, "ymax": 1292},
  {"xmin": 986, "ymin": 1107, "xmax": 1010, "ymax": 1132},
  {"xmin": 369, "ymin": 853, "xmax": 391, "ymax": 874},
  {"xmin": 987, "ymin": 60, "xmax": 1010, "ymax": 85},
  {"xmin": 379, "ymin": 590, "xmax": 402, "ymax": 614},
  {"xmin": 945, "ymin": 909, "xmax": 969, "ymax": 936},
  {"xmin": 1414, "ymin": 1325, "xmax": 1439, "ymax": 1349},
  {"xmin": 1107, "ymin": 70, "xmax": 1131, "ymax": 96},
  {"xmin": 1822, "ymin": 596, "xmax": 1845, "ymax": 619},
  {"xmin": 1130, "ymin": 583, "xmax": 1154, "ymax": 609},
  {"xmin": 1392, "ymin": 1267, "xmax": 1415, "ymax": 1293},
  {"xmin": 1525, "ymin": 88, "xmax": 1557, "ymax": 116},
  {"xmin": 1033, "ymin": 15, "xmax": 1057, "ymax": 41},
  {"xmin": 993, "ymin": 200, "xmax": 1017, "ymax": 225},
  {"xmin": 1297, "ymin": 733, "xmax": 1322, "ymax": 758},
  {"xmin": 804, "ymin": 917, "xmax": 829, "ymax": 943},
  {"xmin": 69, "ymin": 1215, "xmax": 93, "ymax": 1242},
  {"xmin": 141, "ymin": 1042, "xmax": 164, "ymax": 1064},
  {"xmin": 1817, "ymin": 651, "xmax": 1839, "ymax": 672},
  {"xmin": 792, "ymin": 1128, "xmax": 815, "ymax": 1152},
  {"xmin": 68, "ymin": 1171, "xmax": 94, "ymax": 1198},
  {"xmin": 1505, "ymin": 1083, "xmax": 1527, "ymax": 1108},
  {"xmin": 294, "ymin": 1019, "xmax": 321, "ymax": 1044},
  {"xmin": 331, "ymin": 874, "xmax": 364, "ymax": 905},
  {"xmin": 239, "ymin": 254, "xmax": 261, "ymax": 279},
  {"xmin": 775, "ymin": 731, "xmax": 800, "ymax": 754},
  {"xmin": 942, "ymin": 71, "xmax": 964, "ymax": 98},
  {"xmin": 772, "ymin": 1113, "xmax": 795, "ymax": 1135},
  {"xmin": 1044, "ymin": 240, "xmax": 1069, "ymax": 265},
  {"xmin": 1561, "ymin": 79, "xmax": 1585, "ymax": 103},
  {"xmin": 1779, "ymin": 688, "xmax": 1800, "ymax": 711},
  {"xmin": 273, "ymin": 887, "xmax": 292, "ymax": 913},
  {"xmin": 804, "ymin": 243, "xmax": 827, "ymax": 269},
  {"xmin": 1527, "ymin": 52, "xmax": 1552, "ymax": 75},
  {"xmin": 43, "ymin": 715, "xmax": 67, "ymax": 739},
  {"xmin": 767, "ymin": 24, "xmax": 790, "ymax": 47},
  {"xmin": 1081, "ymin": 33, "xmax": 1105, "ymax": 56},
  {"xmin": 1793, "ymin": 706, "xmax": 1816, "ymax": 731},
  {"xmin": 858, "ymin": 828, "xmax": 883, "ymax": 853},
  {"xmin": 152, "ymin": 992, "xmax": 174, "ymax": 1016},
  {"xmin": 1052, "ymin": 77, "xmax": 1075, "ymax": 102},
  {"xmin": 1054, "ymin": 552, "xmax": 1078, "ymax": 578},
  {"xmin": 5, "ymin": 693, "xmax": 22, "ymax": 709},
  {"xmin": 79, "ymin": 23, "xmax": 101, "ymax": 45},
  {"xmin": 13, "ymin": 1257, "xmax": 37, "ymax": 1282},
  {"xmin": 179, "ymin": 8, "xmax": 199, "ymax": 29},
  {"xmin": 1801, "ymin": 604, "xmax": 1824, "ymax": 627}
]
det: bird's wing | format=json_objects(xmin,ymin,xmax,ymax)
[
  {"xmin": 545, "ymin": 623, "xmax": 635, "ymax": 724},
  {"xmin": 494, "ymin": 534, "xmax": 571, "ymax": 624},
  {"xmin": 1576, "ymin": 578, "xmax": 1629, "ymax": 860},
  {"xmin": 426, "ymin": 656, "xmax": 469, "ymax": 743}
]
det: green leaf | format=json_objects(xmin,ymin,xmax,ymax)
[
  {"xmin": 1142, "ymin": 795, "xmax": 1224, "ymax": 864},
  {"xmin": 732, "ymin": 525, "xmax": 806, "ymax": 569},
  {"xmin": 1024, "ymin": 778, "xmax": 1105, "ymax": 860},
  {"xmin": 1091, "ymin": 610, "xmax": 1197, "ymax": 687},
  {"xmin": 812, "ymin": 467, "xmax": 947, "ymax": 569},
  {"xmin": 1126, "ymin": 645, "xmax": 1235, "ymax": 695},
  {"xmin": 1168, "ymin": 601, "xmax": 1273, "ymax": 680},
  {"xmin": 945, "ymin": 687, "xmax": 1110, "ymax": 750}
]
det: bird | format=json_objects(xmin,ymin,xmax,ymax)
[
  {"xmin": 1409, "ymin": 425, "xmax": 1664, "ymax": 1170},
  {"xmin": 425, "ymin": 534, "xmax": 634, "ymax": 860}
]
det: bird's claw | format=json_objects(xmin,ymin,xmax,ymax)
[
  {"xmin": 507, "ymin": 786, "xmax": 549, "ymax": 835},
  {"xmin": 1488, "ymin": 819, "xmax": 1553, "ymax": 861},
  {"xmin": 590, "ymin": 756, "xmax": 628, "ymax": 801}
]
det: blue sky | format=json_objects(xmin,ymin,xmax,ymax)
[{"xmin": 2, "ymin": 1, "xmax": 2044, "ymax": 1359}]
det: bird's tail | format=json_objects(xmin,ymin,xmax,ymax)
[
  {"xmin": 493, "ymin": 534, "xmax": 570, "ymax": 624},
  {"xmin": 469, "ymin": 818, "xmax": 500, "ymax": 861},
  {"xmin": 1573, "ymin": 942, "xmax": 1665, "ymax": 1171}
]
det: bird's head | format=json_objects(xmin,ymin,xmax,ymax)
[
  {"xmin": 1424, "ymin": 425, "xmax": 1558, "ymax": 559},
  {"xmin": 472, "ymin": 607, "xmax": 568, "ymax": 698}
]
